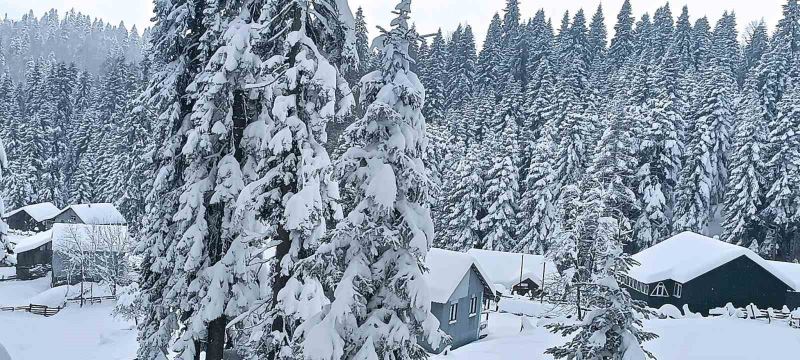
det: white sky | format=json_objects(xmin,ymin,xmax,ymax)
[{"xmin": 0, "ymin": 0, "xmax": 785, "ymax": 45}]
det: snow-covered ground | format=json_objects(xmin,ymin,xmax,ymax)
[
  {"xmin": 434, "ymin": 312, "xmax": 800, "ymax": 359},
  {"xmin": 0, "ymin": 275, "xmax": 136, "ymax": 360},
  {"xmin": 0, "ymin": 304, "xmax": 137, "ymax": 360},
  {"xmin": 3, "ymin": 275, "xmax": 800, "ymax": 360}
]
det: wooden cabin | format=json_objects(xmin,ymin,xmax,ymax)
[
  {"xmin": 423, "ymin": 248, "xmax": 495, "ymax": 353},
  {"xmin": 2, "ymin": 202, "xmax": 59, "ymax": 232},
  {"xmin": 623, "ymin": 232, "xmax": 795, "ymax": 314},
  {"xmin": 14, "ymin": 230, "xmax": 55, "ymax": 279},
  {"xmin": 46, "ymin": 203, "xmax": 127, "ymax": 227},
  {"xmin": 466, "ymin": 248, "xmax": 558, "ymax": 298}
]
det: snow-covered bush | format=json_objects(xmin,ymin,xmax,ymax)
[{"xmin": 657, "ymin": 304, "xmax": 683, "ymax": 319}]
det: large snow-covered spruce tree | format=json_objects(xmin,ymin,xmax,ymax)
[
  {"xmin": 169, "ymin": 2, "xmax": 266, "ymax": 359},
  {"xmin": 136, "ymin": 0, "xmax": 208, "ymax": 359},
  {"xmin": 240, "ymin": 0, "xmax": 356, "ymax": 357},
  {"xmin": 287, "ymin": 1, "xmax": 445, "ymax": 359}
]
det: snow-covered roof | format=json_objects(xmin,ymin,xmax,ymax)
[
  {"xmin": 767, "ymin": 260, "xmax": 800, "ymax": 291},
  {"xmin": 3, "ymin": 202, "xmax": 60, "ymax": 222},
  {"xmin": 57, "ymin": 203, "xmax": 127, "ymax": 225},
  {"xmin": 51, "ymin": 223, "xmax": 129, "ymax": 252},
  {"xmin": 466, "ymin": 249, "xmax": 558, "ymax": 289},
  {"xmin": 14, "ymin": 230, "xmax": 54, "ymax": 253},
  {"xmin": 425, "ymin": 248, "xmax": 495, "ymax": 304},
  {"xmin": 629, "ymin": 232, "xmax": 795, "ymax": 287}
]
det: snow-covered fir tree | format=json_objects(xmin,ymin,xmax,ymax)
[
  {"xmin": 480, "ymin": 120, "xmax": 520, "ymax": 251},
  {"xmin": 286, "ymin": 2, "xmax": 445, "ymax": 359}
]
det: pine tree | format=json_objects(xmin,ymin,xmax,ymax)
[
  {"xmin": 480, "ymin": 120, "xmax": 520, "ymax": 251},
  {"xmin": 167, "ymin": 3, "xmax": 266, "ymax": 358},
  {"xmin": 741, "ymin": 21, "xmax": 770, "ymax": 79},
  {"xmin": 444, "ymin": 145, "xmax": 485, "ymax": 251},
  {"xmin": 290, "ymin": 2, "xmax": 444, "ymax": 358},
  {"xmin": 422, "ymin": 30, "xmax": 447, "ymax": 123},
  {"xmin": 651, "ymin": 4, "xmax": 675, "ymax": 61},
  {"xmin": 723, "ymin": 90, "xmax": 768, "ymax": 248},
  {"xmin": 608, "ymin": 0, "xmax": 635, "ymax": 70},
  {"xmin": 236, "ymin": 0, "xmax": 356, "ymax": 357},
  {"xmin": 692, "ymin": 17, "xmax": 713, "ymax": 71},
  {"xmin": 516, "ymin": 130, "xmax": 557, "ymax": 254},
  {"xmin": 763, "ymin": 84, "xmax": 800, "ymax": 259},
  {"xmin": 475, "ymin": 14, "xmax": 503, "ymax": 93},
  {"xmin": 135, "ymin": 0, "xmax": 209, "ymax": 358},
  {"xmin": 445, "ymin": 25, "xmax": 476, "ymax": 111}
]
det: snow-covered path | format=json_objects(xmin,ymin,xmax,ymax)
[
  {"xmin": 435, "ymin": 313, "xmax": 800, "ymax": 360},
  {"xmin": 0, "ymin": 304, "xmax": 137, "ymax": 360}
]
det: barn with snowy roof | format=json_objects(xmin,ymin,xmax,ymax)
[
  {"xmin": 623, "ymin": 232, "xmax": 796, "ymax": 314},
  {"xmin": 46, "ymin": 203, "xmax": 127, "ymax": 227},
  {"xmin": 2, "ymin": 202, "xmax": 60, "ymax": 232},
  {"xmin": 423, "ymin": 248, "xmax": 495, "ymax": 353},
  {"xmin": 466, "ymin": 248, "xmax": 558, "ymax": 298}
]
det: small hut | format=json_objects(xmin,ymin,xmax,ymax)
[{"xmin": 14, "ymin": 230, "xmax": 54, "ymax": 279}]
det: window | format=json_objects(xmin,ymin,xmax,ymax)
[
  {"xmin": 449, "ymin": 303, "xmax": 458, "ymax": 324},
  {"xmin": 651, "ymin": 282, "xmax": 669, "ymax": 297},
  {"xmin": 469, "ymin": 296, "xmax": 478, "ymax": 317},
  {"xmin": 674, "ymin": 283, "xmax": 682, "ymax": 298}
]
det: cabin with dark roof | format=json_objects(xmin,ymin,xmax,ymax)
[
  {"xmin": 2, "ymin": 202, "xmax": 60, "ymax": 232},
  {"xmin": 423, "ymin": 248, "xmax": 496, "ymax": 353},
  {"xmin": 623, "ymin": 232, "xmax": 795, "ymax": 314}
]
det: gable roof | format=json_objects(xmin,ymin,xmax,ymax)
[
  {"xmin": 425, "ymin": 248, "xmax": 495, "ymax": 303},
  {"xmin": 56, "ymin": 203, "xmax": 126, "ymax": 225},
  {"xmin": 767, "ymin": 260, "xmax": 800, "ymax": 291},
  {"xmin": 466, "ymin": 248, "xmax": 558, "ymax": 289},
  {"xmin": 13, "ymin": 230, "xmax": 54, "ymax": 253},
  {"xmin": 629, "ymin": 232, "xmax": 795, "ymax": 287},
  {"xmin": 3, "ymin": 202, "xmax": 60, "ymax": 222}
]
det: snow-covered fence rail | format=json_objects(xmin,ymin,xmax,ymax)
[
  {"xmin": 66, "ymin": 295, "xmax": 116, "ymax": 305},
  {"xmin": 0, "ymin": 304, "xmax": 61, "ymax": 317},
  {"xmin": 0, "ymin": 274, "xmax": 16, "ymax": 282},
  {"xmin": 709, "ymin": 303, "xmax": 800, "ymax": 328}
]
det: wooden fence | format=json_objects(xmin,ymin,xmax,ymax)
[
  {"xmin": 0, "ymin": 274, "xmax": 16, "ymax": 282},
  {"xmin": 0, "ymin": 304, "xmax": 61, "ymax": 317},
  {"xmin": 709, "ymin": 304, "xmax": 800, "ymax": 329},
  {"xmin": 67, "ymin": 295, "xmax": 117, "ymax": 305}
]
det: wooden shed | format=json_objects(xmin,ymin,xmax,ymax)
[
  {"xmin": 623, "ymin": 232, "xmax": 795, "ymax": 314},
  {"xmin": 14, "ymin": 230, "xmax": 54, "ymax": 280},
  {"xmin": 2, "ymin": 202, "xmax": 60, "ymax": 232},
  {"xmin": 466, "ymin": 248, "xmax": 558, "ymax": 298}
]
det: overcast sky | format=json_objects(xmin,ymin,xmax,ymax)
[{"xmin": 0, "ymin": 0, "xmax": 785, "ymax": 46}]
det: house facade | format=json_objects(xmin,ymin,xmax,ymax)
[
  {"xmin": 624, "ymin": 232, "xmax": 795, "ymax": 314},
  {"xmin": 423, "ymin": 248, "xmax": 495, "ymax": 353},
  {"xmin": 14, "ymin": 224, "xmax": 129, "ymax": 286}
]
